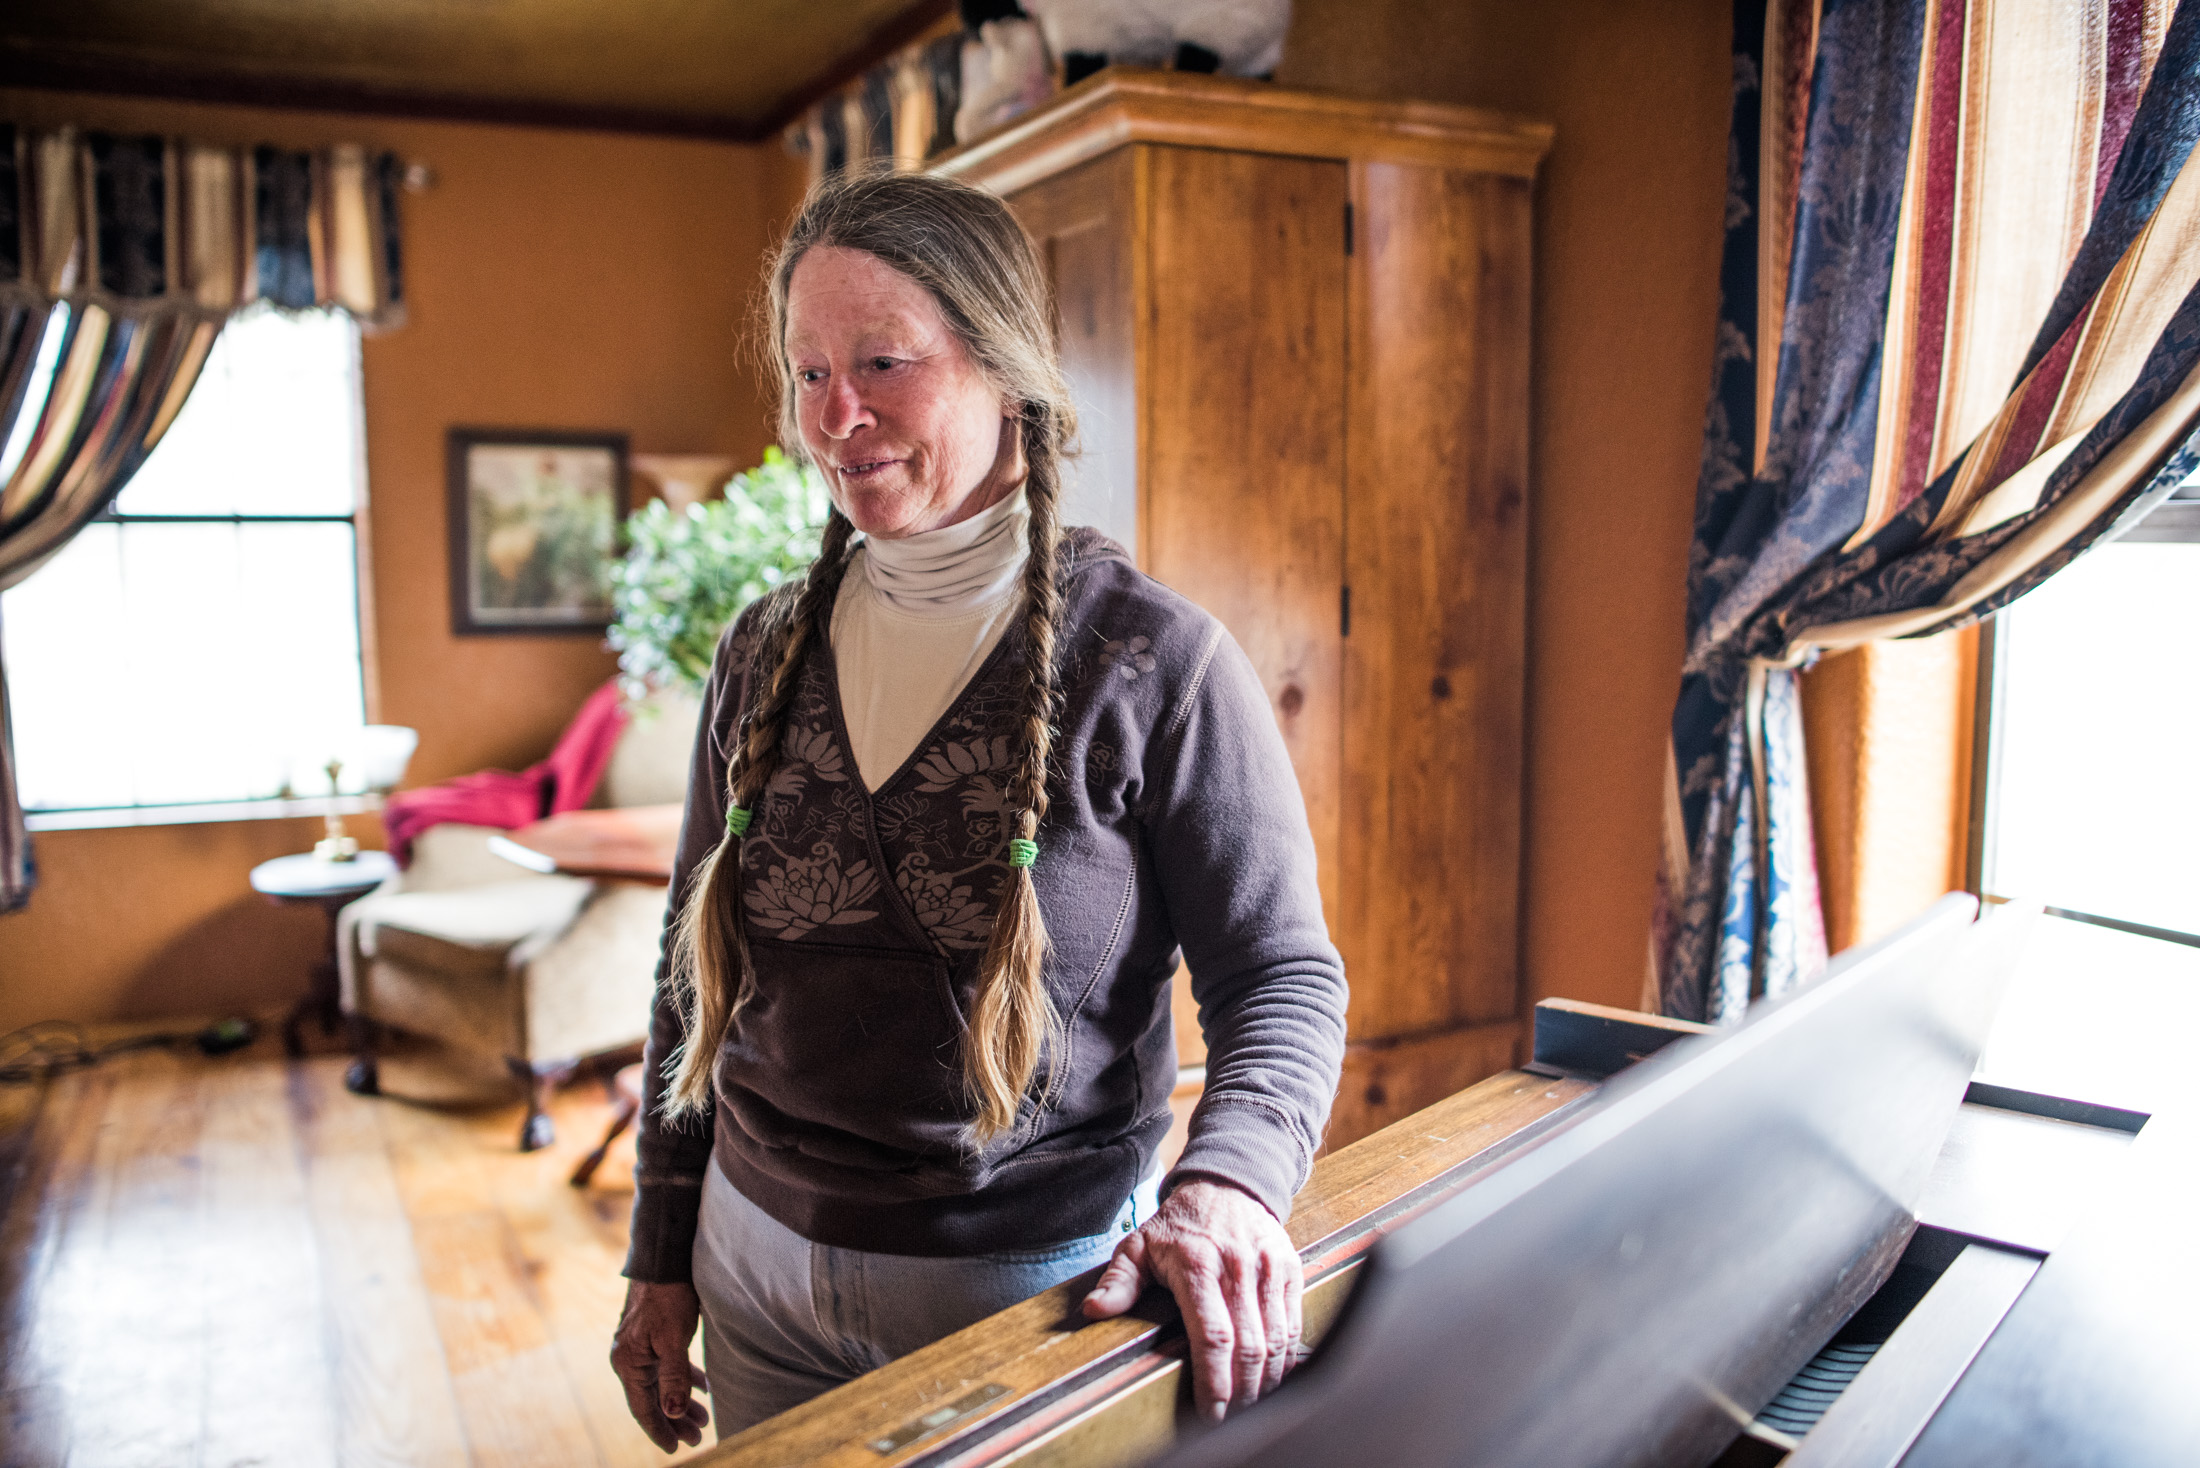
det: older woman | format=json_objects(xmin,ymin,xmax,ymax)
[{"xmin": 610, "ymin": 168, "xmax": 1347, "ymax": 1449}]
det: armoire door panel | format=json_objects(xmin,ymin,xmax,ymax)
[
  {"xmin": 1003, "ymin": 149, "xmax": 1142, "ymax": 559},
  {"xmin": 1141, "ymin": 146, "xmax": 1350, "ymax": 930},
  {"xmin": 1339, "ymin": 162, "xmax": 1531, "ymax": 1039}
]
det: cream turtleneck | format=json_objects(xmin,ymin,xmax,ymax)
[{"xmin": 831, "ymin": 488, "xmax": 1030, "ymax": 791}]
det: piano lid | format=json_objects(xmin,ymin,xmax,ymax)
[{"xmin": 1159, "ymin": 895, "xmax": 2030, "ymax": 1468}]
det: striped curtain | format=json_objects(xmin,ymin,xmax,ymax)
[
  {"xmin": 1655, "ymin": 0, "xmax": 2200, "ymax": 1022},
  {"xmin": 0, "ymin": 124, "xmax": 405, "ymax": 912}
]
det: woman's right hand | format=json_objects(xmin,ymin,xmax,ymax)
[{"xmin": 612, "ymin": 1279, "xmax": 711, "ymax": 1452}]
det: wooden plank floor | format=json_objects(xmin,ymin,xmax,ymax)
[{"xmin": 0, "ymin": 1023, "xmax": 709, "ymax": 1468}]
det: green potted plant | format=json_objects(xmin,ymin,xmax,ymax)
[{"xmin": 608, "ymin": 447, "xmax": 830, "ymax": 701}]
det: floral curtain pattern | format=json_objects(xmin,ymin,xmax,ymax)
[
  {"xmin": 1655, "ymin": 0, "xmax": 2200, "ymax": 1022},
  {"xmin": 0, "ymin": 123, "xmax": 406, "ymax": 912}
]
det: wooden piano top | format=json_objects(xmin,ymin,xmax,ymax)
[{"xmin": 694, "ymin": 1067, "xmax": 1597, "ymax": 1467}]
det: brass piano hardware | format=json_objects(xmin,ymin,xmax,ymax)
[{"xmin": 867, "ymin": 1382, "xmax": 1011, "ymax": 1455}]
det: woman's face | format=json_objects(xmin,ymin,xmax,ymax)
[{"xmin": 785, "ymin": 245, "xmax": 1018, "ymax": 540}]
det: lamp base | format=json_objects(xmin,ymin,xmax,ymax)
[{"xmin": 314, "ymin": 834, "xmax": 361, "ymax": 862}]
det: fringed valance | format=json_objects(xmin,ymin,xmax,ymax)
[{"xmin": 0, "ymin": 123, "xmax": 405, "ymax": 327}]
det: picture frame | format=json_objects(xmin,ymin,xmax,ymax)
[{"xmin": 446, "ymin": 427, "xmax": 629, "ymax": 636}]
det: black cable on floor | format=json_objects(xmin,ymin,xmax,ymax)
[{"xmin": 0, "ymin": 1017, "xmax": 258, "ymax": 1084}]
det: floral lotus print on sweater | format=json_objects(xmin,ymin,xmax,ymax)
[
  {"xmin": 737, "ymin": 622, "xmax": 1175, "ymax": 954},
  {"xmin": 742, "ymin": 852, "xmax": 882, "ymax": 938},
  {"xmin": 736, "ymin": 643, "xmax": 1032, "ymax": 955}
]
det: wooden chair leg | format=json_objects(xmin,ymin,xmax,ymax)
[
  {"xmin": 569, "ymin": 1091, "xmax": 641, "ymax": 1187},
  {"xmin": 344, "ymin": 1015, "xmax": 381, "ymax": 1096},
  {"xmin": 281, "ymin": 996, "xmax": 310, "ymax": 1060},
  {"xmin": 508, "ymin": 1057, "xmax": 576, "ymax": 1152}
]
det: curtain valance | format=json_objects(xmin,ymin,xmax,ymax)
[
  {"xmin": 0, "ymin": 124, "xmax": 405, "ymax": 325},
  {"xmin": 1655, "ymin": 0, "xmax": 2200, "ymax": 1024}
]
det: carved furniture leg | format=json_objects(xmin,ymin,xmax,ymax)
[
  {"xmin": 569, "ymin": 1064, "xmax": 645, "ymax": 1187},
  {"xmin": 344, "ymin": 1015, "xmax": 381, "ymax": 1095},
  {"xmin": 509, "ymin": 1057, "xmax": 577, "ymax": 1152}
]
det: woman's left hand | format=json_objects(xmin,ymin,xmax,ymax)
[{"xmin": 1080, "ymin": 1176, "xmax": 1303, "ymax": 1422}]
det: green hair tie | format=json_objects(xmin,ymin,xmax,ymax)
[
  {"xmin": 1007, "ymin": 838, "xmax": 1039, "ymax": 868},
  {"xmin": 725, "ymin": 806, "xmax": 752, "ymax": 839}
]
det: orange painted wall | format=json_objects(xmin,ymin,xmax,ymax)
[
  {"xmin": 1801, "ymin": 628, "xmax": 1980, "ymax": 954},
  {"xmin": 0, "ymin": 89, "xmax": 790, "ymax": 1032},
  {"xmin": 1281, "ymin": 0, "xmax": 1732, "ymax": 1013}
]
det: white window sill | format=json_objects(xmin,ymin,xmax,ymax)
[{"xmin": 25, "ymin": 795, "xmax": 372, "ymax": 833}]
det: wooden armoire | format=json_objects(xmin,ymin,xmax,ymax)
[{"xmin": 936, "ymin": 71, "xmax": 1552, "ymax": 1150}]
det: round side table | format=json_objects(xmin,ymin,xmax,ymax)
[{"xmin": 250, "ymin": 850, "xmax": 396, "ymax": 1058}]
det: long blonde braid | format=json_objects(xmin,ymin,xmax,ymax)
[
  {"xmin": 964, "ymin": 409, "xmax": 1068, "ymax": 1135},
  {"xmin": 660, "ymin": 510, "xmax": 857, "ymax": 1116}
]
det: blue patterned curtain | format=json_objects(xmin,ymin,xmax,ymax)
[{"xmin": 1656, "ymin": 0, "xmax": 2200, "ymax": 1022}]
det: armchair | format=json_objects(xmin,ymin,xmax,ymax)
[{"xmin": 336, "ymin": 688, "xmax": 697, "ymax": 1149}]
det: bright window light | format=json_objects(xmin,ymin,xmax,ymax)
[
  {"xmin": 1, "ymin": 307, "xmax": 368, "ymax": 814},
  {"xmin": 0, "ymin": 305, "xmax": 69, "ymax": 487},
  {"xmin": 1984, "ymin": 534, "xmax": 2200, "ymax": 939}
]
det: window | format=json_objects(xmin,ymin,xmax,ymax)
[
  {"xmin": 1974, "ymin": 480, "xmax": 2200, "ymax": 945},
  {"xmin": 1, "ymin": 306, "xmax": 370, "ymax": 823}
]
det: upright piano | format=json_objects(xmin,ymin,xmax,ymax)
[{"xmin": 689, "ymin": 895, "xmax": 2199, "ymax": 1467}]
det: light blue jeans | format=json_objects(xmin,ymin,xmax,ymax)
[{"xmin": 694, "ymin": 1158, "xmax": 1160, "ymax": 1437}]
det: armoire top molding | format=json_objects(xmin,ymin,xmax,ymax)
[{"xmin": 932, "ymin": 69, "xmax": 1556, "ymax": 195}]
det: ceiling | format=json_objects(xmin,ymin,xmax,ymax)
[{"xmin": 0, "ymin": 0, "xmax": 953, "ymax": 141}]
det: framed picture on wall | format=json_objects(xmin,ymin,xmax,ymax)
[{"xmin": 446, "ymin": 427, "xmax": 629, "ymax": 635}]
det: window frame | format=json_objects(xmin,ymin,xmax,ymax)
[{"xmin": 7, "ymin": 308, "xmax": 375, "ymax": 829}]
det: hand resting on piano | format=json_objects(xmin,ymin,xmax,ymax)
[{"xmin": 1081, "ymin": 1176, "xmax": 1305, "ymax": 1421}]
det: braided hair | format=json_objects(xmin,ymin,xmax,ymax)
[{"xmin": 662, "ymin": 167, "xmax": 1078, "ymax": 1144}]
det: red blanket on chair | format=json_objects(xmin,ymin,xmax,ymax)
[{"xmin": 381, "ymin": 680, "xmax": 631, "ymax": 866}]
